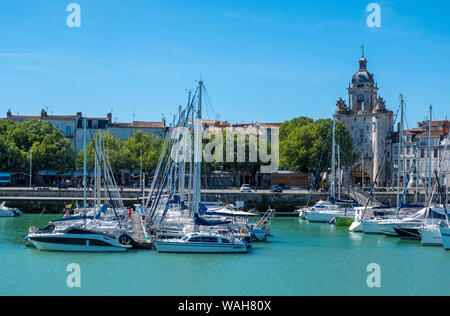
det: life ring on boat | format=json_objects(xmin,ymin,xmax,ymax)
[{"xmin": 240, "ymin": 228, "xmax": 249, "ymax": 235}]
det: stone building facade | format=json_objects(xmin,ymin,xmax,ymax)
[
  {"xmin": 334, "ymin": 54, "xmax": 394, "ymax": 186},
  {"xmin": 395, "ymin": 120, "xmax": 450, "ymax": 190},
  {"xmin": 5, "ymin": 109, "xmax": 167, "ymax": 152}
]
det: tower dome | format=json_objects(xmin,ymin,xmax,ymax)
[{"xmin": 352, "ymin": 54, "xmax": 374, "ymax": 85}]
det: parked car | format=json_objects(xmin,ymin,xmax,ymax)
[
  {"xmin": 270, "ymin": 185, "xmax": 283, "ymax": 193},
  {"xmin": 240, "ymin": 184, "xmax": 252, "ymax": 192}
]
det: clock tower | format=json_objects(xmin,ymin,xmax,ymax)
[
  {"xmin": 334, "ymin": 52, "xmax": 394, "ymax": 187},
  {"xmin": 348, "ymin": 52, "xmax": 378, "ymax": 113}
]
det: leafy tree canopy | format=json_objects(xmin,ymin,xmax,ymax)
[
  {"xmin": 77, "ymin": 131, "xmax": 163, "ymax": 174},
  {"xmin": 0, "ymin": 119, "xmax": 74, "ymax": 172},
  {"xmin": 279, "ymin": 117, "xmax": 355, "ymax": 174}
]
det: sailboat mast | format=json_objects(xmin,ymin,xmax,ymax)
[
  {"xmin": 331, "ymin": 118, "xmax": 336, "ymax": 200},
  {"xmin": 83, "ymin": 117, "xmax": 87, "ymax": 208},
  {"xmin": 338, "ymin": 145, "xmax": 341, "ymax": 200},
  {"xmin": 187, "ymin": 95, "xmax": 194, "ymax": 213},
  {"xmin": 192, "ymin": 81, "xmax": 203, "ymax": 219},
  {"xmin": 428, "ymin": 105, "xmax": 432, "ymax": 197},
  {"xmin": 397, "ymin": 95, "xmax": 404, "ymax": 208}
]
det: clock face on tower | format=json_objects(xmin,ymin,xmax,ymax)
[{"xmin": 358, "ymin": 95, "xmax": 364, "ymax": 102}]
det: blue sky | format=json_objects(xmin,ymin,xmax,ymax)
[{"xmin": 0, "ymin": 0, "xmax": 449, "ymax": 127}]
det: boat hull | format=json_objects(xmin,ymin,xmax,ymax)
[
  {"xmin": 0, "ymin": 211, "xmax": 14, "ymax": 217},
  {"xmin": 439, "ymin": 226, "xmax": 450, "ymax": 250},
  {"xmin": 29, "ymin": 233, "xmax": 129, "ymax": 252},
  {"xmin": 362, "ymin": 221, "xmax": 386, "ymax": 235},
  {"xmin": 349, "ymin": 220, "xmax": 363, "ymax": 232},
  {"xmin": 393, "ymin": 227, "xmax": 421, "ymax": 240},
  {"xmin": 421, "ymin": 228, "xmax": 442, "ymax": 246},
  {"xmin": 153, "ymin": 241, "xmax": 248, "ymax": 253},
  {"xmin": 249, "ymin": 229, "xmax": 268, "ymax": 241},
  {"xmin": 306, "ymin": 212, "xmax": 336, "ymax": 223}
]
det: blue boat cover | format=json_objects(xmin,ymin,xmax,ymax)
[{"xmin": 194, "ymin": 213, "xmax": 231, "ymax": 226}]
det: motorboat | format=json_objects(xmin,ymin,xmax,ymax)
[
  {"xmin": 0, "ymin": 202, "xmax": 23, "ymax": 217},
  {"xmin": 153, "ymin": 231, "xmax": 249, "ymax": 253},
  {"xmin": 27, "ymin": 224, "xmax": 133, "ymax": 252}
]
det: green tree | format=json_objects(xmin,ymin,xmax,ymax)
[
  {"xmin": 0, "ymin": 119, "xmax": 74, "ymax": 173},
  {"xmin": 279, "ymin": 117, "xmax": 354, "ymax": 174},
  {"xmin": 125, "ymin": 131, "xmax": 163, "ymax": 172},
  {"xmin": 77, "ymin": 131, "xmax": 162, "ymax": 175}
]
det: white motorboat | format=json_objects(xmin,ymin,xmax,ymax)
[
  {"xmin": 28, "ymin": 225, "xmax": 133, "ymax": 252},
  {"xmin": 153, "ymin": 231, "xmax": 249, "ymax": 253},
  {"xmin": 0, "ymin": 202, "xmax": 23, "ymax": 217}
]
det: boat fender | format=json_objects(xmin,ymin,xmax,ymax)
[{"xmin": 240, "ymin": 228, "xmax": 248, "ymax": 235}]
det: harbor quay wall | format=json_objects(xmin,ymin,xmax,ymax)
[{"xmin": 0, "ymin": 188, "xmax": 426, "ymax": 214}]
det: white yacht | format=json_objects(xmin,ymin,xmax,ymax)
[
  {"xmin": 305, "ymin": 201, "xmax": 353, "ymax": 223},
  {"xmin": 27, "ymin": 224, "xmax": 133, "ymax": 252},
  {"xmin": 362, "ymin": 208, "xmax": 423, "ymax": 235},
  {"xmin": 153, "ymin": 231, "xmax": 249, "ymax": 253}
]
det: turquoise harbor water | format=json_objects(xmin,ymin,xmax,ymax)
[{"xmin": 0, "ymin": 215, "xmax": 449, "ymax": 296}]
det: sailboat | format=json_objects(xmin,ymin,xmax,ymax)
[
  {"xmin": 355, "ymin": 95, "xmax": 424, "ymax": 235},
  {"xmin": 305, "ymin": 118, "xmax": 354, "ymax": 223},
  {"xmin": 421, "ymin": 144, "xmax": 450, "ymax": 246},
  {"xmin": 152, "ymin": 81, "xmax": 250, "ymax": 253}
]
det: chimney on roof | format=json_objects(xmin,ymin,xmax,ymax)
[
  {"xmin": 107, "ymin": 112, "xmax": 112, "ymax": 124},
  {"xmin": 7, "ymin": 109, "xmax": 11, "ymax": 118},
  {"xmin": 40, "ymin": 109, "xmax": 48, "ymax": 118}
]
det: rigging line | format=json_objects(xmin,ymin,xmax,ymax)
[
  {"xmin": 396, "ymin": 138, "xmax": 421, "ymax": 217},
  {"xmin": 403, "ymin": 104, "xmax": 410, "ymax": 130},
  {"xmin": 89, "ymin": 132, "xmax": 123, "ymax": 230},
  {"xmin": 147, "ymin": 89, "xmax": 198, "ymax": 212},
  {"xmin": 149, "ymin": 99, "xmax": 195, "ymax": 219},
  {"xmin": 306, "ymin": 121, "xmax": 333, "ymax": 207},
  {"xmin": 361, "ymin": 104, "xmax": 401, "ymax": 218},
  {"xmin": 203, "ymin": 83, "xmax": 219, "ymax": 121},
  {"xmin": 423, "ymin": 132, "xmax": 450, "ymax": 219}
]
